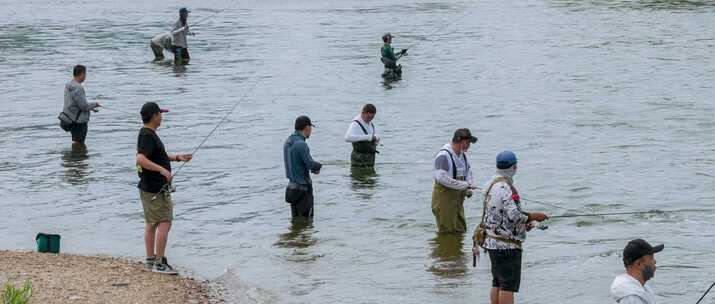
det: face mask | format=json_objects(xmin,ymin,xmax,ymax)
[{"xmin": 642, "ymin": 265, "xmax": 655, "ymax": 281}]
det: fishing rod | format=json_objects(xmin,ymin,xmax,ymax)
[
  {"xmin": 190, "ymin": 8, "xmax": 228, "ymax": 28},
  {"xmin": 696, "ymin": 281, "xmax": 715, "ymax": 304},
  {"xmin": 100, "ymin": 105, "xmax": 135, "ymax": 116},
  {"xmin": 548, "ymin": 208, "xmax": 715, "ymax": 219},
  {"xmin": 151, "ymin": 78, "xmax": 262, "ymax": 200}
]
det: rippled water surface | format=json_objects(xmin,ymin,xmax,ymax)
[{"xmin": 2, "ymin": 0, "xmax": 715, "ymax": 303}]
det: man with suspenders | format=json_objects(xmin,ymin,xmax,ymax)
[
  {"xmin": 431, "ymin": 128, "xmax": 478, "ymax": 234},
  {"xmin": 345, "ymin": 104, "xmax": 380, "ymax": 167}
]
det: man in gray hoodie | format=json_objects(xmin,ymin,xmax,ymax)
[
  {"xmin": 61, "ymin": 65, "xmax": 101, "ymax": 145},
  {"xmin": 283, "ymin": 116, "xmax": 322, "ymax": 217}
]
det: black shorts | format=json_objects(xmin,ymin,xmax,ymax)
[
  {"xmin": 70, "ymin": 123, "xmax": 88, "ymax": 143},
  {"xmin": 285, "ymin": 184, "xmax": 314, "ymax": 217},
  {"xmin": 488, "ymin": 249, "xmax": 522, "ymax": 292}
]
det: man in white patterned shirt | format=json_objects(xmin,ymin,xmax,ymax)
[{"xmin": 482, "ymin": 151, "xmax": 548, "ymax": 304}]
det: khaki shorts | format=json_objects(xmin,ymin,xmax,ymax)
[{"xmin": 139, "ymin": 190, "xmax": 173, "ymax": 225}]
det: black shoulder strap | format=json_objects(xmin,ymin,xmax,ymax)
[
  {"xmin": 440, "ymin": 149, "xmax": 457, "ymax": 180},
  {"xmin": 353, "ymin": 120, "xmax": 369, "ymax": 135}
]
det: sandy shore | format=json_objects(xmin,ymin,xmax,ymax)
[{"xmin": 0, "ymin": 250, "xmax": 223, "ymax": 304}]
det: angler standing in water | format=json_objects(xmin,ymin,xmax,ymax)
[
  {"xmin": 171, "ymin": 7, "xmax": 193, "ymax": 64},
  {"xmin": 344, "ymin": 104, "xmax": 380, "ymax": 167},
  {"xmin": 474, "ymin": 151, "xmax": 548, "ymax": 304},
  {"xmin": 283, "ymin": 116, "xmax": 322, "ymax": 218},
  {"xmin": 136, "ymin": 102, "xmax": 193, "ymax": 275},
  {"xmin": 59, "ymin": 65, "xmax": 101, "ymax": 147},
  {"xmin": 380, "ymin": 33, "xmax": 407, "ymax": 79},
  {"xmin": 611, "ymin": 239, "xmax": 663, "ymax": 304},
  {"xmin": 149, "ymin": 32, "xmax": 173, "ymax": 61},
  {"xmin": 431, "ymin": 128, "xmax": 477, "ymax": 234}
]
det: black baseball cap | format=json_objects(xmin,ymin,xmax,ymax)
[
  {"xmin": 623, "ymin": 239, "xmax": 664, "ymax": 266},
  {"xmin": 295, "ymin": 115, "xmax": 316, "ymax": 130},
  {"xmin": 140, "ymin": 102, "xmax": 169, "ymax": 122},
  {"xmin": 453, "ymin": 128, "xmax": 478, "ymax": 143},
  {"xmin": 179, "ymin": 7, "xmax": 190, "ymax": 14}
]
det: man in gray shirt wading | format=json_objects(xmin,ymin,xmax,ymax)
[
  {"xmin": 283, "ymin": 116, "xmax": 322, "ymax": 218},
  {"xmin": 60, "ymin": 65, "xmax": 101, "ymax": 146}
]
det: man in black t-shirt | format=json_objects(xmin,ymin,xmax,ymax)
[{"xmin": 136, "ymin": 102, "xmax": 192, "ymax": 275}]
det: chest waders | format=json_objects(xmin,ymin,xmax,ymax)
[
  {"xmin": 431, "ymin": 149, "xmax": 469, "ymax": 234},
  {"xmin": 351, "ymin": 120, "xmax": 378, "ymax": 167}
]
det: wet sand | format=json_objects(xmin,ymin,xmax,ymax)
[{"xmin": 0, "ymin": 250, "xmax": 223, "ymax": 304}]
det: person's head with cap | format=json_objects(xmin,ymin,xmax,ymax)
[
  {"xmin": 382, "ymin": 33, "xmax": 392, "ymax": 43},
  {"xmin": 140, "ymin": 102, "xmax": 169, "ymax": 128},
  {"xmin": 623, "ymin": 239, "xmax": 663, "ymax": 284},
  {"xmin": 361, "ymin": 103, "xmax": 377, "ymax": 123},
  {"xmin": 496, "ymin": 151, "xmax": 518, "ymax": 176},
  {"xmin": 295, "ymin": 115, "xmax": 315, "ymax": 138},
  {"xmin": 179, "ymin": 7, "xmax": 190, "ymax": 24},
  {"xmin": 451, "ymin": 128, "xmax": 477, "ymax": 153}
]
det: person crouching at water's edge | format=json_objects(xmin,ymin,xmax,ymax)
[
  {"xmin": 431, "ymin": 128, "xmax": 477, "ymax": 234},
  {"xmin": 136, "ymin": 102, "xmax": 193, "ymax": 275},
  {"xmin": 345, "ymin": 103, "xmax": 380, "ymax": 167},
  {"xmin": 283, "ymin": 115, "xmax": 322, "ymax": 218}
]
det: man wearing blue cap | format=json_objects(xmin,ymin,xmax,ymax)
[
  {"xmin": 170, "ymin": 8, "xmax": 193, "ymax": 64},
  {"xmin": 476, "ymin": 151, "xmax": 548, "ymax": 304}
]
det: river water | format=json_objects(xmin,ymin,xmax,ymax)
[{"xmin": 2, "ymin": 0, "xmax": 715, "ymax": 303}]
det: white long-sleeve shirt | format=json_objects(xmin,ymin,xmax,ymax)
[
  {"xmin": 171, "ymin": 19, "xmax": 190, "ymax": 48},
  {"xmin": 432, "ymin": 143, "xmax": 473, "ymax": 190},
  {"xmin": 611, "ymin": 274, "xmax": 657, "ymax": 304},
  {"xmin": 345, "ymin": 115, "xmax": 377, "ymax": 143}
]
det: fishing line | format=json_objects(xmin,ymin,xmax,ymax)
[
  {"xmin": 151, "ymin": 78, "xmax": 262, "ymax": 200},
  {"xmin": 403, "ymin": 8, "xmax": 472, "ymax": 50},
  {"xmin": 696, "ymin": 281, "xmax": 715, "ymax": 304}
]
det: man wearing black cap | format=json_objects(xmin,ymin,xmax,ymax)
[
  {"xmin": 611, "ymin": 239, "xmax": 663, "ymax": 304},
  {"xmin": 171, "ymin": 8, "xmax": 192, "ymax": 64},
  {"xmin": 431, "ymin": 128, "xmax": 478, "ymax": 234},
  {"xmin": 136, "ymin": 102, "xmax": 193, "ymax": 275},
  {"xmin": 283, "ymin": 115, "xmax": 322, "ymax": 217}
]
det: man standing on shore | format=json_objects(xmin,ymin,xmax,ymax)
[
  {"xmin": 136, "ymin": 102, "xmax": 192, "ymax": 275},
  {"xmin": 283, "ymin": 115, "xmax": 322, "ymax": 218},
  {"xmin": 344, "ymin": 104, "xmax": 380, "ymax": 167},
  {"xmin": 61, "ymin": 65, "xmax": 101, "ymax": 146},
  {"xmin": 611, "ymin": 239, "xmax": 663, "ymax": 304},
  {"xmin": 431, "ymin": 128, "xmax": 477, "ymax": 234}
]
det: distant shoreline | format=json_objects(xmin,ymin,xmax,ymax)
[{"xmin": 0, "ymin": 250, "xmax": 224, "ymax": 304}]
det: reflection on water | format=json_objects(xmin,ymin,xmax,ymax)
[
  {"xmin": 275, "ymin": 218, "xmax": 316, "ymax": 250},
  {"xmin": 60, "ymin": 143, "xmax": 89, "ymax": 186},
  {"xmin": 428, "ymin": 234, "xmax": 469, "ymax": 280},
  {"xmin": 350, "ymin": 166, "xmax": 378, "ymax": 197}
]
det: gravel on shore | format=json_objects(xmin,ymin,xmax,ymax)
[{"xmin": 0, "ymin": 250, "xmax": 224, "ymax": 304}]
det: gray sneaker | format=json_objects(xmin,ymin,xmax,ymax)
[
  {"xmin": 145, "ymin": 256, "xmax": 156, "ymax": 271},
  {"xmin": 152, "ymin": 257, "xmax": 178, "ymax": 275}
]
